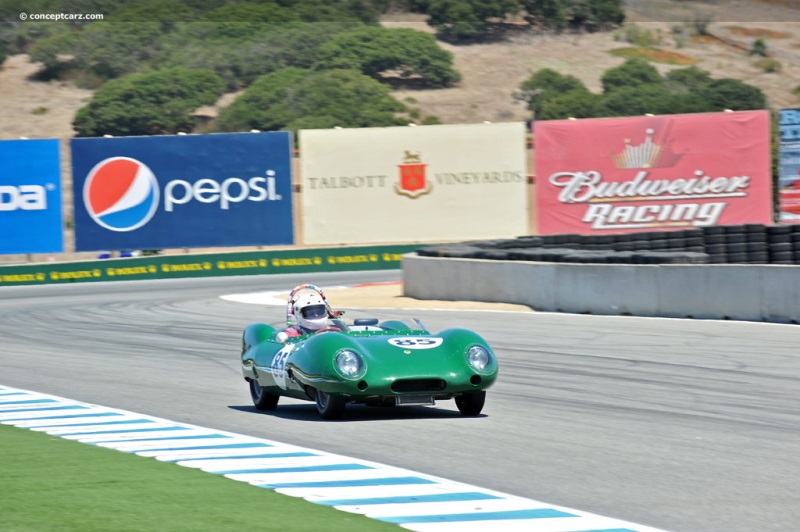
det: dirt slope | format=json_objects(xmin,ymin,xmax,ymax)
[{"xmin": 1, "ymin": 3, "xmax": 798, "ymax": 139}]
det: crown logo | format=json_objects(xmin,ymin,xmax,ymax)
[
  {"xmin": 612, "ymin": 126, "xmax": 684, "ymax": 169},
  {"xmin": 613, "ymin": 128, "xmax": 663, "ymax": 169}
]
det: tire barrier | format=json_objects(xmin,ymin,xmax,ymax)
[
  {"xmin": 416, "ymin": 224, "xmax": 800, "ymax": 266},
  {"xmin": 405, "ymin": 224, "xmax": 800, "ymax": 324}
]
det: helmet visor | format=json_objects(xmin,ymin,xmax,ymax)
[{"xmin": 301, "ymin": 304, "xmax": 327, "ymax": 320}]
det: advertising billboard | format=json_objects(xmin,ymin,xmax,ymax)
[
  {"xmin": 778, "ymin": 108, "xmax": 800, "ymax": 223},
  {"xmin": 71, "ymin": 132, "xmax": 293, "ymax": 251},
  {"xmin": 534, "ymin": 110, "xmax": 773, "ymax": 234},
  {"xmin": 299, "ymin": 122, "xmax": 528, "ymax": 245},
  {"xmin": 0, "ymin": 139, "xmax": 63, "ymax": 254}
]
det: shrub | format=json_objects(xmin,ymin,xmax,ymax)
[
  {"xmin": 614, "ymin": 24, "xmax": 661, "ymax": 47},
  {"xmin": 750, "ymin": 38, "xmax": 768, "ymax": 57},
  {"xmin": 754, "ymin": 58, "xmax": 782, "ymax": 73}
]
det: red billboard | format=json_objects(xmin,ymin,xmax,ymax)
[{"xmin": 534, "ymin": 110, "xmax": 772, "ymax": 234}]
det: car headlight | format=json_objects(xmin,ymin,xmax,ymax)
[
  {"xmin": 466, "ymin": 345, "xmax": 490, "ymax": 371},
  {"xmin": 335, "ymin": 350, "xmax": 363, "ymax": 377}
]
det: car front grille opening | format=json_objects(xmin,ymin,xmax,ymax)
[
  {"xmin": 391, "ymin": 379, "xmax": 447, "ymax": 393},
  {"xmin": 470, "ymin": 375, "xmax": 482, "ymax": 385}
]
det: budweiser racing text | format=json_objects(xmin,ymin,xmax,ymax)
[
  {"xmin": 548, "ymin": 169, "xmax": 749, "ymax": 228},
  {"xmin": 584, "ymin": 202, "xmax": 725, "ymax": 229},
  {"xmin": 550, "ymin": 170, "xmax": 750, "ymax": 203}
]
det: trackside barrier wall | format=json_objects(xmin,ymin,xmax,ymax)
[
  {"xmin": 402, "ymin": 254, "xmax": 800, "ymax": 324},
  {"xmin": 0, "ymin": 245, "xmax": 419, "ymax": 287}
]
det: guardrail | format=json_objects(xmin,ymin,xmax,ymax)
[
  {"xmin": 0, "ymin": 244, "xmax": 420, "ymax": 287},
  {"xmin": 403, "ymin": 254, "xmax": 800, "ymax": 324}
]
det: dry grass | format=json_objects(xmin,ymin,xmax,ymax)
[
  {"xmin": 609, "ymin": 46, "xmax": 700, "ymax": 65},
  {"xmin": 725, "ymin": 26, "xmax": 791, "ymax": 38}
]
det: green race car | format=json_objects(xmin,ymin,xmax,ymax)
[{"xmin": 240, "ymin": 284, "xmax": 498, "ymax": 420}]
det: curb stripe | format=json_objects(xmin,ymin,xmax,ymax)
[
  {"xmin": 112, "ymin": 442, "xmax": 271, "ymax": 453},
  {"xmin": 259, "ymin": 477, "xmax": 437, "ymax": 489},
  {"xmin": 211, "ymin": 463, "xmax": 372, "ymax": 475},
  {"xmin": 167, "ymin": 452, "xmax": 316, "ymax": 462},
  {"xmin": 57, "ymin": 425, "xmax": 188, "ymax": 436},
  {"xmin": 0, "ymin": 398, "xmax": 58, "ymax": 406},
  {"xmin": 379, "ymin": 508, "xmax": 576, "ymax": 524},
  {"xmin": 0, "ymin": 411, "xmax": 101, "ymax": 421},
  {"xmin": 318, "ymin": 492, "xmax": 501, "ymax": 506}
]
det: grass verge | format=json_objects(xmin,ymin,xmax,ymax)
[{"xmin": 0, "ymin": 424, "xmax": 399, "ymax": 532}]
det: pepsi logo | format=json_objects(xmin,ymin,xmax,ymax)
[{"xmin": 83, "ymin": 157, "xmax": 160, "ymax": 232}]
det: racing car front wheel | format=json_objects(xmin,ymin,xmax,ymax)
[
  {"xmin": 249, "ymin": 379, "xmax": 279, "ymax": 411},
  {"xmin": 315, "ymin": 389, "xmax": 346, "ymax": 420},
  {"xmin": 455, "ymin": 391, "xmax": 486, "ymax": 416}
]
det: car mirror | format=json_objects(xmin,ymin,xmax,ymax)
[{"xmin": 276, "ymin": 331, "xmax": 289, "ymax": 344}]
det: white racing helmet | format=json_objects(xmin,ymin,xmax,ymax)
[{"xmin": 292, "ymin": 292, "xmax": 329, "ymax": 331}]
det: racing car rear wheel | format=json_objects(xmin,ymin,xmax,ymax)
[
  {"xmin": 315, "ymin": 389, "xmax": 346, "ymax": 420},
  {"xmin": 455, "ymin": 391, "xmax": 486, "ymax": 416},
  {"xmin": 249, "ymin": 379, "xmax": 279, "ymax": 411}
]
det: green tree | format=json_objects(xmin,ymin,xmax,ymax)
[
  {"xmin": 517, "ymin": 68, "xmax": 589, "ymax": 117},
  {"xmin": 316, "ymin": 26, "xmax": 460, "ymax": 87},
  {"xmin": 595, "ymin": 83, "xmax": 672, "ymax": 116},
  {"xmin": 195, "ymin": 3, "xmax": 299, "ymax": 39},
  {"xmin": 584, "ymin": 0, "xmax": 625, "ymax": 30},
  {"xmin": 155, "ymin": 22, "xmax": 352, "ymax": 90},
  {"xmin": 601, "ymin": 57, "xmax": 663, "ymax": 93},
  {"xmin": 73, "ymin": 68, "xmax": 225, "ymax": 137},
  {"xmin": 215, "ymin": 67, "xmax": 408, "ymax": 132},
  {"xmin": 521, "ymin": 0, "xmax": 567, "ymax": 30},
  {"xmin": 694, "ymin": 78, "xmax": 767, "ymax": 111},
  {"xmin": 665, "ymin": 65, "xmax": 712, "ymax": 91},
  {"xmin": 426, "ymin": 0, "xmax": 520, "ymax": 41},
  {"xmin": 537, "ymin": 89, "xmax": 601, "ymax": 119},
  {"xmin": 69, "ymin": 22, "xmax": 164, "ymax": 79}
]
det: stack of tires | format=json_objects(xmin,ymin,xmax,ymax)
[{"xmin": 416, "ymin": 224, "xmax": 800, "ymax": 266}]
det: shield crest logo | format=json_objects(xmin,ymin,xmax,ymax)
[{"xmin": 395, "ymin": 150, "xmax": 432, "ymax": 198}]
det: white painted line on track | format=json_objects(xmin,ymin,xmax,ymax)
[{"xmin": 0, "ymin": 385, "xmax": 669, "ymax": 532}]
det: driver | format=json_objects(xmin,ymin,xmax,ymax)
[{"xmin": 284, "ymin": 292, "xmax": 331, "ymax": 337}]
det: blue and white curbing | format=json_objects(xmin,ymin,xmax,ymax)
[{"xmin": 0, "ymin": 385, "xmax": 667, "ymax": 532}]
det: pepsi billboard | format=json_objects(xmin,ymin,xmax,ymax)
[
  {"xmin": 71, "ymin": 132, "xmax": 294, "ymax": 251},
  {"xmin": 0, "ymin": 139, "xmax": 63, "ymax": 254}
]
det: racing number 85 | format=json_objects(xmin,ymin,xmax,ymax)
[{"xmin": 388, "ymin": 337, "xmax": 443, "ymax": 349}]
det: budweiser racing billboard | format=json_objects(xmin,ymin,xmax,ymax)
[{"xmin": 534, "ymin": 110, "xmax": 772, "ymax": 234}]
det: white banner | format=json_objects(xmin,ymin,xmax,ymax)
[{"xmin": 299, "ymin": 122, "xmax": 528, "ymax": 245}]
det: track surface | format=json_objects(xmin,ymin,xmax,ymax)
[{"xmin": 1, "ymin": 271, "xmax": 798, "ymax": 532}]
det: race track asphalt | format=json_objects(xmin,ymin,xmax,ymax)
[{"xmin": 1, "ymin": 270, "xmax": 798, "ymax": 532}]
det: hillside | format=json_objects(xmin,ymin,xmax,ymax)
[{"xmin": 1, "ymin": 2, "xmax": 798, "ymax": 140}]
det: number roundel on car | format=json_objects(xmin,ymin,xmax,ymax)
[{"xmin": 387, "ymin": 337, "xmax": 443, "ymax": 349}]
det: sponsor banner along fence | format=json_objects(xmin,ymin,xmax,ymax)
[
  {"xmin": 71, "ymin": 132, "xmax": 294, "ymax": 251},
  {"xmin": 534, "ymin": 110, "xmax": 772, "ymax": 235},
  {"xmin": 0, "ymin": 244, "xmax": 419, "ymax": 287},
  {"xmin": 300, "ymin": 122, "xmax": 528, "ymax": 245},
  {"xmin": 778, "ymin": 108, "xmax": 800, "ymax": 224},
  {"xmin": 0, "ymin": 139, "xmax": 63, "ymax": 254}
]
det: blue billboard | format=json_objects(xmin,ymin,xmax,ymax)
[
  {"xmin": 71, "ymin": 132, "xmax": 294, "ymax": 251},
  {"xmin": 778, "ymin": 108, "xmax": 800, "ymax": 223},
  {"xmin": 0, "ymin": 139, "xmax": 63, "ymax": 254}
]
